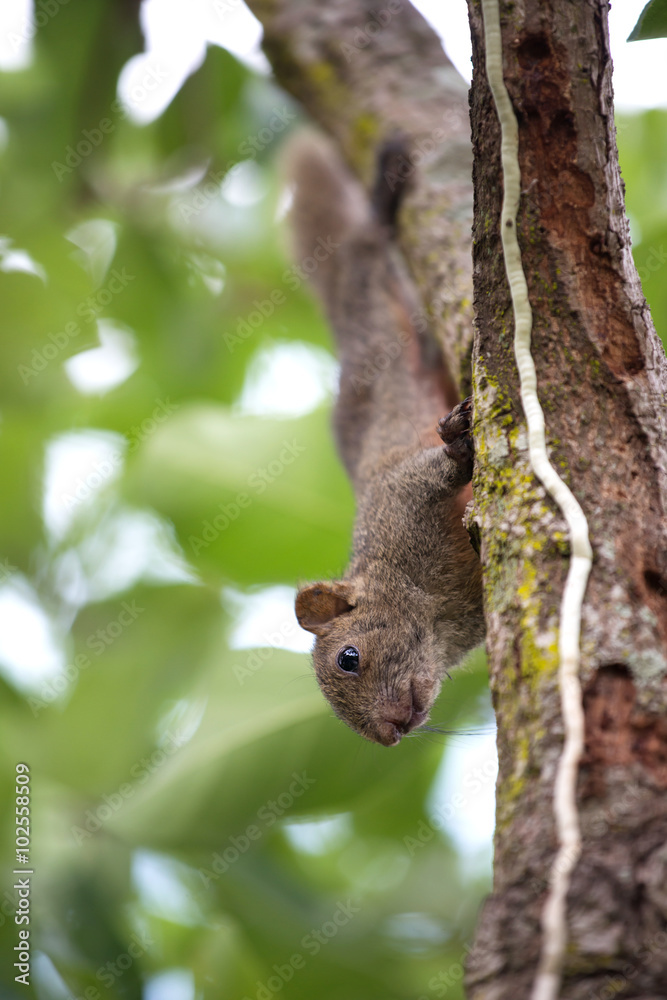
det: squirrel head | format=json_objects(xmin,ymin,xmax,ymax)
[{"xmin": 295, "ymin": 579, "xmax": 443, "ymax": 746}]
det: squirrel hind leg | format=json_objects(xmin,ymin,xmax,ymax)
[{"xmin": 371, "ymin": 134, "xmax": 413, "ymax": 231}]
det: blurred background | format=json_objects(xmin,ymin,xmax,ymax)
[{"xmin": 0, "ymin": 1, "xmax": 665, "ymax": 998}]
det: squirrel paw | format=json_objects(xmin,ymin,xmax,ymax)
[{"xmin": 437, "ymin": 397, "xmax": 473, "ymax": 472}]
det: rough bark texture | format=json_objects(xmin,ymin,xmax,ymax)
[
  {"xmin": 245, "ymin": 0, "xmax": 476, "ymax": 390},
  {"xmin": 465, "ymin": 1, "xmax": 667, "ymax": 997},
  {"xmin": 247, "ymin": 0, "xmax": 667, "ymax": 996}
]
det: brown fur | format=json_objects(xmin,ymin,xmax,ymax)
[{"xmin": 286, "ymin": 132, "xmax": 485, "ymax": 746}]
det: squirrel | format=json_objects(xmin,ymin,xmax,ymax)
[{"xmin": 284, "ymin": 132, "xmax": 485, "ymax": 747}]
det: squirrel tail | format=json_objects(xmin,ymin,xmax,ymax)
[{"xmin": 280, "ymin": 130, "xmax": 368, "ymax": 301}]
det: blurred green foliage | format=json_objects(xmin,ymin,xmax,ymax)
[{"xmin": 0, "ymin": 2, "xmax": 664, "ymax": 999}]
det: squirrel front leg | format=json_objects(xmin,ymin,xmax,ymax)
[
  {"xmin": 352, "ymin": 398, "xmax": 476, "ymax": 584},
  {"xmin": 437, "ymin": 396, "xmax": 474, "ymax": 481},
  {"xmin": 386, "ymin": 396, "xmax": 475, "ymax": 503}
]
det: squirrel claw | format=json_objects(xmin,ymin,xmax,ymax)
[{"xmin": 437, "ymin": 397, "xmax": 474, "ymax": 471}]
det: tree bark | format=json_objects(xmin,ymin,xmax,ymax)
[
  {"xmin": 465, "ymin": 1, "xmax": 667, "ymax": 997},
  {"xmin": 246, "ymin": 0, "xmax": 667, "ymax": 996}
]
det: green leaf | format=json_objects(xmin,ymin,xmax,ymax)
[{"xmin": 628, "ymin": 0, "xmax": 667, "ymax": 40}]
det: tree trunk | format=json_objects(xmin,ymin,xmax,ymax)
[
  {"xmin": 246, "ymin": 0, "xmax": 667, "ymax": 996},
  {"xmin": 465, "ymin": 1, "xmax": 667, "ymax": 997}
]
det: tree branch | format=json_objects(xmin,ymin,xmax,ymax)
[{"xmin": 245, "ymin": 0, "xmax": 476, "ymax": 391}]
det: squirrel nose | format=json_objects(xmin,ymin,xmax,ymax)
[{"xmin": 378, "ymin": 699, "xmax": 428, "ymax": 745}]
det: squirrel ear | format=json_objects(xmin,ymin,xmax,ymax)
[{"xmin": 295, "ymin": 582, "xmax": 355, "ymax": 635}]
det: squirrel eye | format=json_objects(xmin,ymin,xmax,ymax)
[{"xmin": 336, "ymin": 646, "xmax": 360, "ymax": 673}]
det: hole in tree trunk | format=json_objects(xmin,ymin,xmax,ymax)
[{"xmin": 582, "ymin": 665, "xmax": 667, "ymax": 795}]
